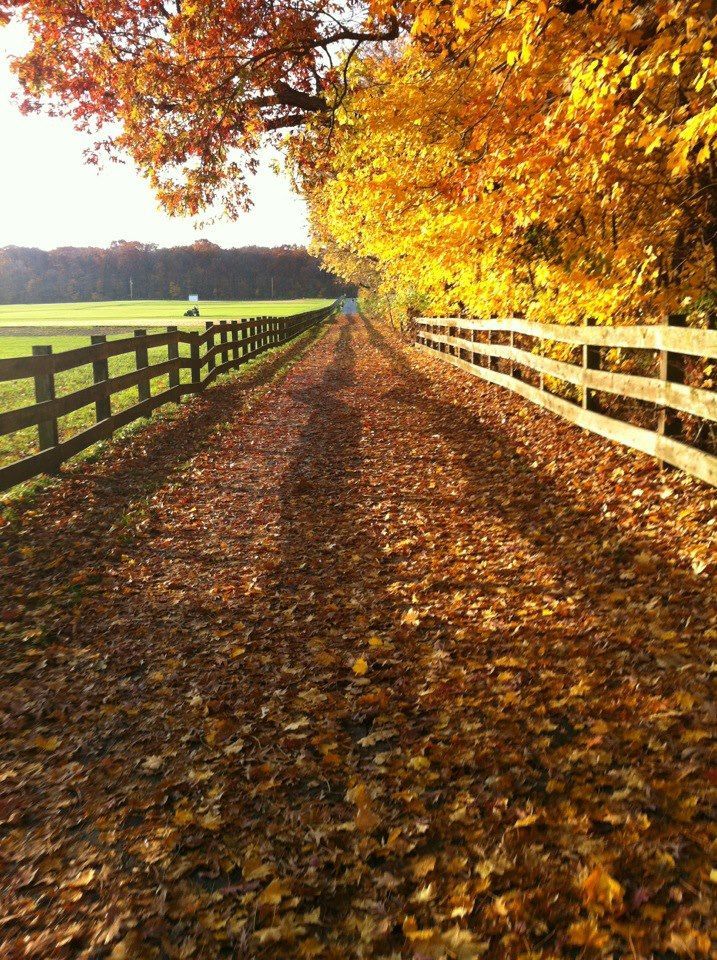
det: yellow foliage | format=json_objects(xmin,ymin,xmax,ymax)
[{"xmin": 291, "ymin": 0, "xmax": 717, "ymax": 325}]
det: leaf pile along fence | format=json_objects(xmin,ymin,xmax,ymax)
[
  {"xmin": 0, "ymin": 301, "xmax": 340, "ymax": 493},
  {"xmin": 416, "ymin": 314, "xmax": 717, "ymax": 487}
]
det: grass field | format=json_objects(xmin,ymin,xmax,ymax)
[
  {"xmin": 0, "ymin": 298, "xmax": 334, "ymax": 329},
  {"xmin": 0, "ymin": 298, "xmax": 335, "ymax": 473}
]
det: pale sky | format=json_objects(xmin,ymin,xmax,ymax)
[{"xmin": 0, "ymin": 21, "xmax": 310, "ymax": 251}]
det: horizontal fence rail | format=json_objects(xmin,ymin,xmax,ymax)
[
  {"xmin": 416, "ymin": 314, "xmax": 717, "ymax": 487},
  {"xmin": 0, "ymin": 301, "xmax": 340, "ymax": 493}
]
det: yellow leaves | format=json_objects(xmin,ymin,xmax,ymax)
[
  {"xmin": 352, "ymin": 657, "xmax": 368, "ymax": 675},
  {"xmin": 412, "ymin": 854, "xmax": 436, "ymax": 878},
  {"xmin": 257, "ymin": 877, "xmax": 291, "ymax": 908},
  {"xmin": 409, "ymin": 754, "xmax": 430, "ymax": 771},
  {"xmin": 412, "ymin": 4, "xmax": 439, "ymax": 35},
  {"xmin": 401, "ymin": 607, "xmax": 420, "ymax": 626},
  {"xmin": 141, "ymin": 754, "xmax": 164, "ymax": 772},
  {"xmin": 67, "ymin": 867, "xmax": 97, "ymax": 888},
  {"xmin": 402, "ymin": 917, "xmax": 489, "ymax": 959},
  {"xmin": 513, "ymin": 812, "xmax": 540, "ymax": 829},
  {"xmin": 410, "ymin": 882, "xmax": 436, "ymax": 903},
  {"xmin": 582, "ymin": 866, "xmax": 624, "ymax": 913},
  {"xmin": 665, "ymin": 925, "xmax": 711, "ymax": 957},
  {"xmin": 33, "ymin": 735, "xmax": 60, "ymax": 751},
  {"xmin": 567, "ymin": 918, "xmax": 610, "ymax": 950},
  {"xmin": 173, "ymin": 803, "xmax": 222, "ymax": 831},
  {"xmin": 243, "ymin": 850, "xmax": 272, "ymax": 881}
]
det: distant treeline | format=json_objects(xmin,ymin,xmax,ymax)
[{"xmin": 0, "ymin": 240, "xmax": 355, "ymax": 303}]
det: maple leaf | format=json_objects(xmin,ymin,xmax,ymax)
[{"xmin": 352, "ymin": 657, "xmax": 368, "ymax": 675}]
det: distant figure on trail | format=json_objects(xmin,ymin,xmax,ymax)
[{"xmin": 183, "ymin": 306, "xmax": 201, "ymax": 317}]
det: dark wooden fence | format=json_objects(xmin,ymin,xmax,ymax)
[
  {"xmin": 416, "ymin": 314, "xmax": 717, "ymax": 487},
  {"xmin": 0, "ymin": 301, "xmax": 340, "ymax": 492}
]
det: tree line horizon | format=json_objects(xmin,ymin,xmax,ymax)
[{"xmin": 0, "ymin": 241, "xmax": 355, "ymax": 306}]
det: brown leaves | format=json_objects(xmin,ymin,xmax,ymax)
[
  {"xmin": 0, "ymin": 319, "xmax": 715, "ymax": 960},
  {"xmin": 257, "ymin": 878, "xmax": 291, "ymax": 908}
]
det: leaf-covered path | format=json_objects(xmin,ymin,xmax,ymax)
[{"xmin": 1, "ymin": 316, "xmax": 715, "ymax": 960}]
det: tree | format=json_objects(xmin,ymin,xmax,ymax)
[
  {"xmin": 290, "ymin": 0, "xmax": 717, "ymax": 324},
  {"xmin": 0, "ymin": 0, "xmax": 403, "ymax": 215},
  {"xmin": 2, "ymin": 0, "xmax": 715, "ymax": 324},
  {"xmin": 0, "ymin": 244, "xmax": 353, "ymax": 303}
]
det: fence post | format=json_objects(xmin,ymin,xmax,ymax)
[
  {"xmin": 167, "ymin": 326, "xmax": 179, "ymax": 392},
  {"xmin": 487, "ymin": 315, "xmax": 497, "ymax": 370},
  {"xmin": 190, "ymin": 332, "xmax": 201, "ymax": 390},
  {"xmin": 582, "ymin": 317, "xmax": 601, "ymax": 412},
  {"xmin": 657, "ymin": 313, "xmax": 686, "ymax": 448},
  {"xmin": 91, "ymin": 335, "xmax": 111, "ymax": 421},
  {"xmin": 510, "ymin": 312, "xmax": 523, "ymax": 380},
  {"xmin": 219, "ymin": 322, "xmax": 228, "ymax": 369},
  {"xmin": 134, "ymin": 330, "xmax": 150, "ymax": 409},
  {"xmin": 32, "ymin": 345, "xmax": 59, "ymax": 469},
  {"xmin": 231, "ymin": 320, "xmax": 239, "ymax": 366},
  {"xmin": 205, "ymin": 322, "xmax": 215, "ymax": 375}
]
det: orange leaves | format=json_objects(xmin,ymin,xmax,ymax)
[
  {"xmin": 347, "ymin": 781, "xmax": 381, "ymax": 833},
  {"xmin": 567, "ymin": 918, "xmax": 610, "ymax": 950},
  {"xmin": 582, "ymin": 866, "xmax": 625, "ymax": 914}
]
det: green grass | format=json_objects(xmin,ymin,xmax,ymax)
[
  {"xmin": 0, "ymin": 298, "xmax": 334, "ymax": 329},
  {"xmin": 0, "ymin": 298, "xmax": 336, "ymax": 473},
  {"xmin": 0, "ymin": 300, "xmax": 331, "ymax": 466},
  {"xmin": 0, "ymin": 333, "xmax": 202, "ymax": 469}
]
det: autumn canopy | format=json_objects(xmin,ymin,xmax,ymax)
[{"xmin": 2, "ymin": 0, "xmax": 715, "ymax": 323}]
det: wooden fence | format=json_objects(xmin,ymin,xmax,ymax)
[
  {"xmin": 416, "ymin": 314, "xmax": 717, "ymax": 487},
  {"xmin": 0, "ymin": 301, "xmax": 340, "ymax": 493}
]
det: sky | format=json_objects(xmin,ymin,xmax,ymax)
[{"xmin": 0, "ymin": 21, "xmax": 310, "ymax": 251}]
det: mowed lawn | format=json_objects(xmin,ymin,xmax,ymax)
[
  {"xmin": 0, "ymin": 298, "xmax": 334, "ymax": 329},
  {"xmin": 0, "ymin": 299, "xmax": 333, "ymax": 473}
]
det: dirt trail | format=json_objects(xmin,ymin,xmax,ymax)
[{"xmin": 1, "ymin": 315, "xmax": 714, "ymax": 959}]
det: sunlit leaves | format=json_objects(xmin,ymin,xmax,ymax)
[{"xmin": 294, "ymin": 0, "xmax": 717, "ymax": 325}]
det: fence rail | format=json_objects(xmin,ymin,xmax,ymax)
[
  {"xmin": 416, "ymin": 314, "xmax": 717, "ymax": 487},
  {"xmin": 0, "ymin": 301, "xmax": 340, "ymax": 493}
]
